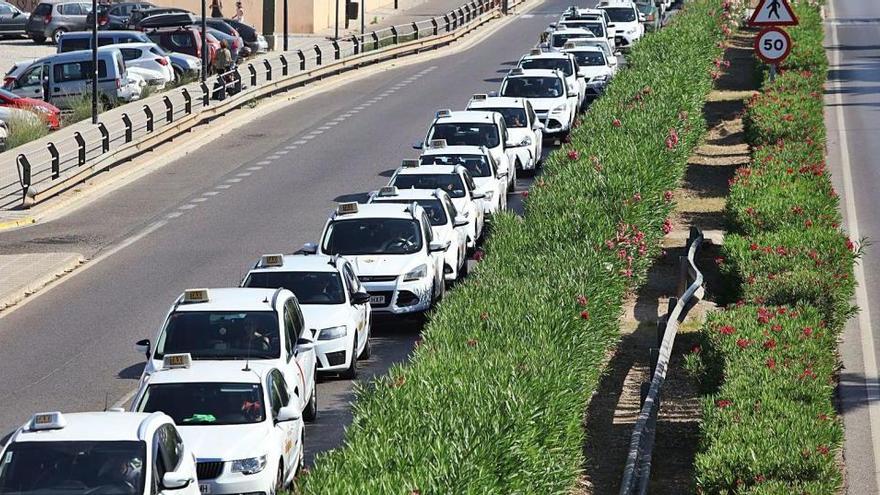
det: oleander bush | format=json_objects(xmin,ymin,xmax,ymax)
[
  {"xmin": 691, "ymin": 1, "xmax": 855, "ymax": 492},
  {"xmin": 300, "ymin": 0, "xmax": 733, "ymax": 492}
]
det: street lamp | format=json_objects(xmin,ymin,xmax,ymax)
[
  {"xmin": 283, "ymin": 0, "xmax": 288, "ymax": 51},
  {"xmin": 201, "ymin": 0, "xmax": 207, "ymax": 82},
  {"xmin": 91, "ymin": 0, "xmax": 98, "ymax": 124}
]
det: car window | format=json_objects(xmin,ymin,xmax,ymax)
[
  {"xmin": 572, "ymin": 51, "xmax": 606, "ymax": 66},
  {"xmin": 392, "ymin": 173, "xmax": 467, "ymax": 199},
  {"xmin": 323, "ymin": 218, "xmax": 423, "ymax": 256},
  {"xmin": 283, "ymin": 307, "xmax": 295, "ymax": 360},
  {"xmin": 119, "ymin": 48, "xmax": 141, "ymax": 61},
  {"xmin": 341, "ymin": 263, "xmax": 357, "ymax": 295},
  {"xmin": 374, "ymin": 198, "xmax": 449, "ymax": 226},
  {"xmin": 157, "ymin": 424, "xmax": 182, "ymax": 471},
  {"xmin": 169, "ymin": 32, "xmax": 193, "ymax": 48},
  {"xmin": 501, "ymin": 76, "xmax": 564, "ymax": 98},
  {"xmin": 267, "ymin": 372, "xmax": 284, "ymax": 417},
  {"xmin": 53, "ymin": 60, "xmax": 107, "ymax": 82},
  {"xmin": 462, "ymin": 171, "xmax": 477, "ymax": 193},
  {"xmin": 420, "ymin": 154, "xmax": 492, "ymax": 178},
  {"xmin": 0, "ymin": 4, "xmax": 13, "ymax": 14},
  {"xmin": 19, "ymin": 66, "xmax": 43, "ymax": 87},
  {"xmin": 32, "ymin": 3, "xmax": 52, "ymax": 15},
  {"xmin": 520, "ymin": 57, "xmax": 573, "ymax": 77},
  {"xmin": 155, "ymin": 310, "xmax": 281, "ymax": 360},
  {"xmin": 139, "ymin": 382, "xmax": 265, "ymax": 425},
  {"xmin": 478, "ymin": 107, "xmax": 527, "ymax": 128},
  {"xmin": 97, "ymin": 37, "xmax": 116, "ymax": 46},
  {"xmin": 526, "ymin": 101, "xmax": 537, "ymax": 125},
  {"xmin": 442, "ymin": 196, "xmax": 458, "ymax": 219},
  {"xmin": 428, "ymin": 123, "xmax": 500, "ymax": 148},
  {"xmin": 603, "ymin": 6, "xmax": 636, "ymax": 22},
  {"xmin": 421, "ymin": 214, "xmax": 433, "ymax": 243},
  {"xmin": 60, "ymin": 3, "xmax": 81, "ymax": 15}
]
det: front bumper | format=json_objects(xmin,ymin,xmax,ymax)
[
  {"xmin": 363, "ymin": 278, "xmax": 433, "ymax": 315},
  {"xmin": 535, "ymin": 111, "xmax": 570, "ymax": 135},
  {"xmin": 197, "ymin": 460, "xmax": 273, "ymax": 495},
  {"xmin": 585, "ymin": 82, "xmax": 608, "ymax": 97},
  {"xmin": 315, "ymin": 337, "xmax": 352, "ymax": 372}
]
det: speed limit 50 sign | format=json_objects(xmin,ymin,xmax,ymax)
[{"xmin": 754, "ymin": 27, "xmax": 792, "ymax": 64}]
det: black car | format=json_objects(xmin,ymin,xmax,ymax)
[
  {"xmin": 86, "ymin": 1, "xmax": 153, "ymax": 30},
  {"xmin": 128, "ymin": 6, "xmax": 188, "ymax": 29},
  {"xmin": 223, "ymin": 18, "xmax": 267, "ymax": 54},
  {"xmin": 0, "ymin": 0, "xmax": 27, "ymax": 37},
  {"xmin": 136, "ymin": 11, "xmax": 198, "ymax": 30}
]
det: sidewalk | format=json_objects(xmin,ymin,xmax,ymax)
[{"xmin": 0, "ymin": 252, "xmax": 83, "ymax": 312}]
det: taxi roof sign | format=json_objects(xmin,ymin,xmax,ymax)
[
  {"xmin": 563, "ymin": 41, "xmax": 576, "ymax": 49},
  {"xmin": 471, "ymin": 94, "xmax": 488, "ymax": 101},
  {"xmin": 748, "ymin": 0, "xmax": 798, "ymax": 26},
  {"xmin": 163, "ymin": 353, "xmax": 192, "ymax": 369},
  {"xmin": 29, "ymin": 411, "xmax": 67, "ymax": 431},
  {"xmin": 337, "ymin": 202, "xmax": 359, "ymax": 215},
  {"xmin": 509, "ymin": 68, "xmax": 524, "ymax": 75},
  {"xmin": 435, "ymin": 108, "xmax": 452, "ymax": 118},
  {"xmin": 401, "ymin": 159, "xmax": 420, "ymax": 168},
  {"xmin": 429, "ymin": 139, "xmax": 447, "ymax": 149},
  {"xmin": 183, "ymin": 289, "xmax": 209, "ymax": 304},
  {"xmin": 260, "ymin": 254, "xmax": 284, "ymax": 268},
  {"xmin": 529, "ymin": 48, "xmax": 542, "ymax": 55},
  {"xmin": 378, "ymin": 186, "xmax": 399, "ymax": 197}
]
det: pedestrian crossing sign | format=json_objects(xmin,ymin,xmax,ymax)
[{"xmin": 748, "ymin": 0, "xmax": 799, "ymax": 26}]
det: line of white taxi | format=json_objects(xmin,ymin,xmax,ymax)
[{"xmin": 0, "ymin": 3, "xmax": 643, "ymax": 494}]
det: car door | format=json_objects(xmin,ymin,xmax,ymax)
[
  {"xmin": 462, "ymin": 171, "xmax": 484, "ymax": 237},
  {"xmin": 153, "ymin": 423, "xmax": 197, "ymax": 495},
  {"xmin": 11, "ymin": 64, "xmax": 46, "ymax": 100},
  {"xmin": 285, "ymin": 299, "xmax": 315, "ymax": 408},
  {"xmin": 0, "ymin": 3, "xmax": 17, "ymax": 34},
  {"xmin": 267, "ymin": 369, "xmax": 297, "ymax": 478},
  {"xmin": 341, "ymin": 262, "xmax": 369, "ymax": 352},
  {"xmin": 526, "ymin": 101, "xmax": 543, "ymax": 158},
  {"xmin": 443, "ymin": 194, "xmax": 468, "ymax": 260}
]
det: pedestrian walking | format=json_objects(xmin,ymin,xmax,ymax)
[
  {"xmin": 232, "ymin": 1, "xmax": 244, "ymax": 22},
  {"xmin": 210, "ymin": 0, "xmax": 224, "ymax": 18},
  {"xmin": 215, "ymin": 40, "xmax": 232, "ymax": 74}
]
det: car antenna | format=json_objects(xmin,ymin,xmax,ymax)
[
  {"xmin": 243, "ymin": 326, "xmax": 253, "ymax": 372},
  {"xmin": 103, "ymin": 392, "xmax": 109, "ymax": 412}
]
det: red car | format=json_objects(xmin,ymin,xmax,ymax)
[{"xmin": 0, "ymin": 88, "xmax": 61, "ymax": 130}]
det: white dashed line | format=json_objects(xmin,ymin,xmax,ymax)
[
  {"xmin": 257, "ymin": 160, "xmax": 272, "ymax": 165},
  {"xmin": 236, "ymin": 172, "xmax": 252, "ymax": 177},
  {"xmin": 226, "ymin": 178, "xmax": 242, "ymax": 183},
  {"xmin": 309, "ymin": 130, "xmax": 323, "ymax": 135},
  {"xmin": 166, "ymin": 212, "xmax": 183, "ymax": 219},
  {"xmin": 302, "ymin": 135, "xmax": 316, "ymax": 140},
  {"xmin": 285, "ymin": 145, "xmax": 298, "ymax": 150},
  {"xmin": 247, "ymin": 166, "xmax": 263, "ymax": 171},
  {"xmin": 191, "ymin": 197, "xmax": 208, "ymax": 203},
  {"xmin": 216, "ymin": 184, "xmax": 232, "ymax": 189},
  {"xmin": 324, "ymin": 121, "xmax": 339, "ymax": 126},
  {"xmin": 203, "ymin": 191, "xmax": 220, "ymax": 196},
  {"xmin": 294, "ymin": 140, "xmax": 308, "ymax": 144},
  {"xmin": 318, "ymin": 126, "xmax": 332, "ymax": 130},
  {"xmin": 178, "ymin": 204, "xmax": 196, "ymax": 210}
]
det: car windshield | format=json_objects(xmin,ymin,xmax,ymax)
[
  {"xmin": 138, "ymin": 382, "xmax": 265, "ymax": 425},
  {"xmin": 392, "ymin": 173, "xmax": 466, "ymax": 199},
  {"xmin": 420, "ymin": 154, "xmax": 492, "ymax": 178},
  {"xmin": 243, "ymin": 271, "xmax": 346, "ymax": 305},
  {"xmin": 0, "ymin": 441, "xmax": 146, "ymax": 495},
  {"xmin": 520, "ymin": 58, "xmax": 572, "ymax": 76},
  {"xmin": 476, "ymin": 107, "xmax": 527, "ymax": 128},
  {"xmin": 374, "ymin": 199, "xmax": 448, "ymax": 226},
  {"xmin": 636, "ymin": 3, "xmax": 654, "ymax": 14},
  {"xmin": 323, "ymin": 218, "xmax": 423, "ymax": 255},
  {"xmin": 428, "ymin": 123, "xmax": 499, "ymax": 148},
  {"xmin": 502, "ymin": 77, "xmax": 563, "ymax": 98},
  {"xmin": 604, "ymin": 7, "xmax": 636, "ymax": 22},
  {"xmin": 551, "ymin": 32, "xmax": 591, "ymax": 47},
  {"xmin": 155, "ymin": 311, "xmax": 280, "ymax": 360},
  {"xmin": 575, "ymin": 40, "xmax": 612, "ymax": 56},
  {"xmin": 572, "ymin": 51, "xmax": 606, "ymax": 66}
]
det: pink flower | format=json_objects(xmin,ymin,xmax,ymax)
[
  {"xmin": 719, "ymin": 325, "xmax": 735, "ymax": 336},
  {"xmin": 612, "ymin": 118, "xmax": 622, "ymax": 128},
  {"xmin": 716, "ymin": 399, "xmax": 733, "ymax": 408},
  {"xmin": 736, "ymin": 338, "xmax": 751, "ymax": 349},
  {"xmin": 663, "ymin": 190, "xmax": 674, "ymax": 202},
  {"xmin": 580, "ymin": 310, "xmax": 590, "ymax": 320},
  {"xmin": 576, "ymin": 295, "xmax": 588, "ymax": 307},
  {"xmin": 567, "ymin": 149, "xmax": 579, "ymax": 161}
]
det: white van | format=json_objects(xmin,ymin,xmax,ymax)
[{"xmin": 2, "ymin": 47, "xmax": 141, "ymax": 109}]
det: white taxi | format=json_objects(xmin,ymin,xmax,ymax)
[
  {"xmin": 517, "ymin": 49, "xmax": 586, "ymax": 109},
  {"xmin": 418, "ymin": 139, "xmax": 508, "ymax": 213},
  {"xmin": 565, "ymin": 37, "xmax": 619, "ymax": 74},
  {"xmin": 242, "ymin": 253, "xmax": 372, "ymax": 379},
  {"xmin": 563, "ymin": 44, "xmax": 614, "ymax": 99},
  {"xmin": 134, "ymin": 288, "xmax": 318, "ymax": 422},
  {"xmin": 369, "ymin": 186, "xmax": 469, "ymax": 282},
  {"xmin": 0, "ymin": 411, "xmax": 199, "ymax": 495},
  {"xmin": 499, "ymin": 68, "xmax": 578, "ymax": 138},
  {"xmin": 599, "ymin": 0, "xmax": 644, "ymax": 51},
  {"xmin": 132, "ymin": 357, "xmax": 303, "ymax": 495},
  {"xmin": 419, "ymin": 109, "xmax": 517, "ymax": 191},
  {"xmin": 305, "ymin": 202, "xmax": 448, "ymax": 316},
  {"xmin": 543, "ymin": 27, "xmax": 595, "ymax": 52},
  {"xmin": 557, "ymin": 6, "xmax": 616, "ymax": 47},
  {"xmin": 466, "ymin": 94, "xmax": 543, "ymax": 172},
  {"xmin": 389, "ymin": 160, "xmax": 485, "ymax": 250}
]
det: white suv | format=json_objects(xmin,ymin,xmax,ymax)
[
  {"xmin": 419, "ymin": 139, "xmax": 509, "ymax": 212},
  {"xmin": 499, "ymin": 68, "xmax": 578, "ymax": 138},
  {"xmin": 517, "ymin": 49, "xmax": 586, "ymax": 109},
  {"xmin": 563, "ymin": 44, "xmax": 614, "ymax": 99},
  {"xmin": 598, "ymin": 0, "xmax": 644, "ymax": 50},
  {"xmin": 466, "ymin": 94, "xmax": 543, "ymax": 172}
]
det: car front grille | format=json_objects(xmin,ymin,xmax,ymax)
[
  {"xmin": 197, "ymin": 461, "xmax": 224, "ymax": 480},
  {"xmin": 358, "ymin": 275, "xmax": 398, "ymax": 282},
  {"xmin": 369, "ymin": 291, "xmax": 394, "ymax": 307}
]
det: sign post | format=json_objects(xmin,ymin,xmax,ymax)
[{"xmin": 748, "ymin": 0, "xmax": 798, "ymax": 81}]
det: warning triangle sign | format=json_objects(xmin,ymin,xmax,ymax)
[{"xmin": 749, "ymin": 0, "xmax": 799, "ymax": 26}]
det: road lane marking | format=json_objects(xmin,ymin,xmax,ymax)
[
  {"xmin": 203, "ymin": 191, "xmax": 219, "ymax": 196},
  {"xmin": 247, "ymin": 166, "xmax": 263, "ymax": 171},
  {"xmin": 294, "ymin": 140, "xmax": 308, "ymax": 144},
  {"xmin": 302, "ymin": 135, "xmax": 316, "ymax": 140},
  {"xmin": 236, "ymin": 172, "xmax": 252, "ymax": 177},
  {"xmin": 828, "ymin": 2, "xmax": 880, "ymax": 492},
  {"xmin": 191, "ymin": 197, "xmax": 208, "ymax": 203},
  {"xmin": 257, "ymin": 160, "xmax": 272, "ymax": 165},
  {"xmin": 216, "ymin": 184, "xmax": 231, "ymax": 189},
  {"xmin": 178, "ymin": 204, "xmax": 196, "ymax": 210},
  {"xmin": 226, "ymin": 178, "xmax": 242, "ymax": 183},
  {"xmin": 166, "ymin": 211, "xmax": 183, "ymax": 219}
]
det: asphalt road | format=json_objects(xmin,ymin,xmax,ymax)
[
  {"xmin": 825, "ymin": 0, "xmax": 880, "ymax": 493},
  {"xmin": 0, "ymin": 0, "xmax": 564, "ymax": 463}
]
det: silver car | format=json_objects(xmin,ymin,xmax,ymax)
[
  {"xmin": 0, "ymin": 1, "xmax": 27, "ymax": 37},
  {"xmin": 26, "ymin": 0, "xmax": 92, "ymax": 44}
]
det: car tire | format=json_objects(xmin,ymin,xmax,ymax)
[
  {"xmin": 302, "ymin": 372, "xmax": 317, "ymax": 422},
  {"xmin": 459, "ymin": 255, "xmax": 469, "ymax": 279},
  {"xmin": 51, "ymin": 28, "xmax": 66, "ymax": 44},
  {"xmin": 31, "ymin": 35, "xmax": 46, "ymax": 44},
  {"xmin": 360, "ymin": 330, "xmax": 372, "ymax": 360},
  {"xmin": 173, "ymin": 66, "xmax": 183, "ymax": 81},
  {"xmin": 340, "ymin": 334, "xmax": 358, "ymax": 379},
  {"xmin": 273, "ymin": 463, "xmax": 284, "ymax": 494}
]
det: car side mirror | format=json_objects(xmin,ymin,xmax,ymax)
[
  {"xmin": 296, "ymin": 337, "xmax": 315, "ymax": 353},
  {"xmin": 639, "ymin": 13, "xmax": 646, "ymax": 22},
  {"xmin": 429, "ymin": 240, "xmax": 451, "ymax": 252},
  {"xmin": 275, "ymin": 405, "xmax": 301, "ymax": 423},
  {"xmin": 471, "ymin": 191, "xmax": 486, "ymax": 200},
  {"xmin": 162, "ymin": 471, "xmax": 194, "ymax": 490},
  {"xmin": 504, "ymin": 140, "xmax": 519, "ymax": 148},
  {"xmin": 351, "ymin": 291, "xmax": 371, "ymax": 305},
  {"xmin": 135, "ymin": 339, "xmax": 151, "ymax": 359},
  {"xmin": 453, "ymin": 216, "xmax": 469, "ymax": 228},
  {"xmin": 548, "ymin": 23, "xmax": 556, "ymax": 28},
  {"xmin": 412, "ymin": 141, "xmax": 424, "ymax": 150},
  {"xmin": 12, "ymin": 11, "xmax": 21, "ymax": 17},
  {"xmin": 296, "ymin": 242, "xmax": 318, "ymax": 255},
  {"xmin": 533, "ymin": 121, "xmax": 545, "ymax": 131},
  {"xmin": 609, "ymin": 56, "xmax": 618, "ymax": 66}
]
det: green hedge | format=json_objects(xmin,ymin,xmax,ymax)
[
  {"xmin": 690, "ymin": 2, "xmax": 855, "ymax": 493},
  {"xmin": 300, "ymin": 1, "xmax": 730, "ymax": 493}
]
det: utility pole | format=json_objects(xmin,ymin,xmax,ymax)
[
  {"xmin": 334, "ymin": 0, "xmax": 339, "ymax": 39},
  {"xmin": 283, "ymin": 0, "xmax": 288, "ymax": 50},
  {"xmin": 200, "ymin": 0, "xmax": 207, "ymax": 82},
  {"xmin": 90, "ymin": 0, "xmax": 98, "ymax": 123},
  {"xmin": 360, "ymin": 0, "xmax": 364, "ymax": 36}
]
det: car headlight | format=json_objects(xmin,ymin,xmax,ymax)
[
  {"xmin": 627, "ymin": 26, "xmax": 638, "ymax": 35},
  {"xmin": 403, "ymin": 264, "xmax": 428, "ymax": 282},
  {"xmin": 591, "ymin": 75, "xmax": 608, "ymax": 83},
  {"xmin": 231, "ymin": 455, "xmax": 267, "ymax": 475},
  {"xmin": 551, "ymin": 104, "xmax": 567, "ymax": 114},
  {"xmin": 318, "ymin": 325, "xmax": 347, "ymax": 340},
  {"xmin": 519, "ymin": 136, "xmax": 532, "ymax": 146}
]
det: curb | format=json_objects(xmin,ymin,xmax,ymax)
[
  {"xmin": 0, "ymin": 254, "xmax": 84, "ymax": 312},
  {"xmin": 0, "ymin": 217, "xmax": 36, "ymax": 231}
]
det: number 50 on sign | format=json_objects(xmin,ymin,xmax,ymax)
[{"xmin": 754, "ymin": 27, "xmax": 792, "ymax": 64}]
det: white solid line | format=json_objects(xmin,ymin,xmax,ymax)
[
  {"xmin": 246, "ymin": 166, "xmax": 263, "ymax": 171},
  {"xmin": 178, "ymin": 204, "xmax": 196, "ymax": 210},
  {"xmin": 190, "ymin": 197, "xmax": 208, "ymax": 203},
  {"xmin": 829, "ymin": 2, "xmax": 880, "ymax": 492},
  {"xmin": 216, "ymin": 184, "xmax": 232, "ymax": 189},
  {"xmin": 166, "ymin": 211, "xmax": 183, "ymax": 219}
]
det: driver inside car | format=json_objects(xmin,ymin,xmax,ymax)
[{"xmin": 95, "ymin": 455, "xmax": 142, "ymax": 494}]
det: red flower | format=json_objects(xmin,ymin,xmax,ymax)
[
  {"xmin": 817, "ymin": 445, "xmax": 830, "ymax": 455},
  {"xmin": 719, "ymin": 325, "xmax": 735, "ymax": 336},
  {"xmin": 576, "ymin": 295, "xmax": 588, "ymax": 307},
  {"xmin": 846, "ymin": 238, "xmax": 856, "ymax": 251},
  {"xmin": 776, "ymin": 307, "xmax": 786, "ymax": 315},
  {"xmin": 736, "ymin": 338, "xmax": 751, "ymax": 349},
  {"xmin": 714, "ymin": 256, "xmax": 725, "ymax": 266},
  {"xmin": 612, "ymin": 118, "xmax": 622, "ymax": 127},
  {"xmin": 763, "ymin": 339, "xmax": 777, "ymax": 350},
  {"xmin": 467, "ymin": 338, "xmax": 478, "ymax": 347},
  {"xmin": 803, "ymin": 327, "xmax": 814, "ymax": 337},
  {"xmin": 662, "ymin": 218, "xmax": 673, "ymax": 235},
  {"xmin": 663, "ymin": 190, "xmax": 674, "ymax": 202},
  {"xmin": 567, "ymin": 149, "xmax": 579, "ymax": 161},
  {"xmin": 766, "ymin": 357, "xmax": 777, "ymax": 369},
  {"xmin": 749, "ymin": 243, "xmax": 759, "ymax": 251},
  {"xmin": 805, "ymin": 219, "xmax": 813, "ymax": 228},
  {"xmin": 580, "ymin": 310, "xmax": 590, "ymax": 320},
  {"xmin": 754, "ymin": 474, "xmax": 766, "ymax": 484},
  {"xmin": 521, "ymin": 190, "xmax": 529, "ymax": 198},
  {"xmin": 691, "ymin": 344, "xmax": 702, "ymax": 354},
  {"xmin": 818, "ymin": 413, "xmax": 829, "ymax": 421},
  {"xmin": 757, "ymin": 315, "xmax": 770, "ymax": 324},
  {"xmin": 473, "ymin": 250, "xmax": 485, "ymax": 261},
  {"xmin": 632, "ymin": 192, "xmax": 642, "ymax": 202},
  {"xmin": 771, "ymin": 324, "xmax": 782, "ymax": 332},
  {"xmin": 716, "ymin": 399, "xmax": 733, "ymax": 408}
]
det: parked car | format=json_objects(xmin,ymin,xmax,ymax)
[
  {"xmin": 224, "ymin": 17, "xmax": 267, "ymax": 54},
  {"xmin": 201, "ymin": 17, "xmax": 247, "ymax": 58},
  {"xmin": 85, "ymin": 1, "xmax": 153, "ymax": 30},
  {"xmin": 636, "ymin": 1, "xmax": 661, "ymax": 32},
  {"xmin": 0, "ymin": 0, "xmax": 27, "ymax": 37},
  {"xmin": 205, "ymin": 26, "xmax": 243, "ymax": 61},
  {"xmin": 0, "ymin": 87, "xmax": 61, "ymax": 128},
  {"xmin": 3, "ymin": 48, "xmax": 141, "ymax": 109},
  {"xmin": 146, "ymin": 26, "xmax": 218, "ymax": 69},
  {"xmin": 3, "ymin": 58, "xmax": 37, "ymax": 87},
  {"xmin": 0, "ymin": 104, "xmax": 50, "ymax": 131},
  {"xmin": 127, "ymin": 5, "xmax": 187, "ymax": 29},
  {"xmin": 107, "ymin": 42, "xmax": 173, "ymax": 87},
  {"xmin": 135, "ymin": 11, "xmax": 197, "ymax": 30},
  {"xmin": 57, "ymin": 30, "xmax": 200, "ymax": 79},
  {"xmin": 26, "ymin": 0, "xmax": 92, "ymax": 44},
  {"xmin": 0, "ymin": 119, "xmax": 7, "ymax": 150}
]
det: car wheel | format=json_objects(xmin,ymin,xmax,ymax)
[
  {"xmin": 173, "ymin": 66, "xmax": 183, "ymax": 81},
  {"xmin": 340, "ymin": 334, "xmax": 358, "ymax": 379},
  {"xmin": 52, "ymin": 28, "xmax": 66, "ymax": 44},
  {"xmin": 509, "ymin": 165, "xmax": 518, "ymax": 192},
  {"xmin": 360, "ymin": 330, "xmax": 372, "ymax": 360},
  {"xmin": 31, "ymin": 35, "xmax": 46, "ymax": 44},
  {"xmin": 459, "ymin": 254, "xmax": 469, "ymax": 278},
  {"xmin": 302, "ymin": 372, "xmax": 317, "ymax": 422}
]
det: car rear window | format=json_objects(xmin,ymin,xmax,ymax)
[
  {"xmin": 59, "ymin": 38, "xmax": 90, "ymax": 52},
  {"xmin": 32, "ymin": 3, "xmax": 52, "ymax": 15}
]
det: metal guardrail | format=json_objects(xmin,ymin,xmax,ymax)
[
  {"xmin": 619, "ymin": 226, "xmax": 705, "ymax": 495},
  {"xmin": 0, "ymin": 0, "xmax": 515, "ymax": 210}
]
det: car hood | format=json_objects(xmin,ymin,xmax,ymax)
[
  {"xmin": 579, "ymin": 66, "xmax": 612, "ymax": 80},
  {"xmin": 349, "ymin": 254, "xmax": 424, "ymax": 277},
  {"xmin": 180, "ymin": 423, "xmax": 271, "ymax": 462},
  {"xmin": 473, "ymin": 177, "xmax": 496, "ymax": 193},
  {"xmin": 300, "ymin": 304, "xmax": 348, "ymax": 331},
  {"xmin": 128, "ymin": 66, "xmax": 164, "ymax": 80},
  {"xmin": 527, "ymin": 97, "xmax": 566, "ymax": 112}
]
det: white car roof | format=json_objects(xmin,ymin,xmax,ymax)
[
  {"xmin": 332, "ymin": 202, "xmax": 423, "ymax": 221},
  {"xmin": 467, "ymin": 96, "xmax": 527, "ymax": 109},
  {"xmin": 171, "ymin": 287, "xmax": 284, "ymax": 313},
  {"xmin": 521, "ymin": 51, "xmax": 572, "ymax": 60},
  {"xmin": 144, "ymin": 360, "xmax": 271, "ymax": 386},
  {"xmin": 506, "ymin": 68, "xmax": 565, "ymax": 79},
  {"xmin": 394, "ymin": 164, "xmax": 462, "ymax": 176},
  {"xmin": 552, "ymin": 28, "xmax": 595, "ymax": 36},
  {"xmin": 420, "ymin": 144, "xmax": 488, "ymax": 156},
  {"xmin": 565, "ymin": 45, "xmax": 605, "ymax": 53},
  {"xmin": 248, "ymin": 254, "xmax": 343, "ymax": 274},
  {"xmin": 434, "ymin": 110, "xmax": 500, "ymax": 125},
  {"xmin": 370, "ymin": 188, "xmax": 447, "ymax": 202},
  {"xmin": 10, "ymin": 412, "xmax": 163, "ymax": 443}
]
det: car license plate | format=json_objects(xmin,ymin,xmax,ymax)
[
  {"xmin": 199, "ymin": 484, "xmax": 210, "ymax": 494},
  {"xmin": 369, "ymin": 295, "xmax": 385, "ymax": 305}
]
